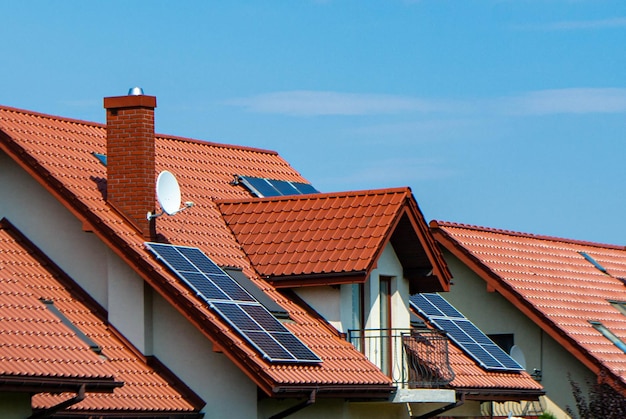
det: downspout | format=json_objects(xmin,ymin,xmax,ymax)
[
  {"xmin": 268, "ymin": 390, "xmax": 317, "ymax": 419},
  {"xmin": 412, "ymin": 392, "xmax": 465, "ymax": 419},
  {"xmin": 28, "ymin": 384, "xmax": 86, "ymax": 419}
]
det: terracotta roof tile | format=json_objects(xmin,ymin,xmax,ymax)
[
  {"xmin": 0, "ymin": 220, "xmax": 201, "ymax": 414},
  {"xmin": 0, "ymin": 105, "xmax": 395, "ymax": 395},
  {"xmin": 216, "ymin": 189, "xmax": 416, "ymax": 280},
  {"xmin": 432, "ymin": 221, "xmax": 626, "ymax": 393}
]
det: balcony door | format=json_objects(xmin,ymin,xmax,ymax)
[{"xmin": 379, "ymin": 276, "xmax": 392, "ymax": 376}]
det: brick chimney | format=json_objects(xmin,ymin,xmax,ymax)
[{"xmin": 103, "ymin": 89, "xmax": 157, "ymax": 240}]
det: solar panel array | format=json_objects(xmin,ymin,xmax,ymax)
[
  {"xmin": 145, "ymin": 242, "xmax": 321, "ymax": 364},
  {"xmin": 237, "ymin": 175, "xmax": 319, "ymax": 198},
  {"xmin": 411, "ymin": 293, "xmax": 523, "ymax": 371}
]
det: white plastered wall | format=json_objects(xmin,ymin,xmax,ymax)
[
  {"xmin": 0, "ymin": 152, "xmax": 109, "ymax": 307},
  {"xmin": 0, "ymin": 150, "xmax": 259, "ymax": 416},
  {"xmin": 152, "ymin": 291, "xmax": 257, "ymax": 418},
  {"xmin": 442, "ymin": 249, "xmax": 594, "ymax": 419},
  {"xmin": 294, "ymin": 243, "xmax": 409, "ymax": 334}
]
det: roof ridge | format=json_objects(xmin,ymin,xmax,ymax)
[
  {"xmin": 0, "ymin": 104, "xmax": 280, "ymax": 156},
  {"xmin": 430, "ymin": 220, "xmax": 626, "ymax": 251},
  {"xmin": 0, "ymin": 104, "xmax": 105, "ymax": 129},
  {"xmin": 216, "ymin": 186, "xmax": 412, "ymax": 204},
  {"xmin": 156, "ymin": 133, "xmax": 280, "ymax": 155}
]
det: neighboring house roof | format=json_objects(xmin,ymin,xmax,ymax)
[
  {"xmin": 430, "ymin": 220, "xmax": 626, "ymax": 395},
  {"xmin": 447, "ymin": 341, "xmax": 544, "ymax": 400},
  {"xmin": 0, "ymin": 219, "xmax": 203, "ymax": 416},
  {"xmin": 217, "ymin": 189, "xmax": 450, "ymax": 291},
  {"xmin": 0, "ymin": 104, "xmax": 397, "ymax": 398}
]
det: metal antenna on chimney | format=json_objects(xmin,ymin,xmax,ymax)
[
  {"xmin": 147, "ymin": 171, "xmax": 194, "ymax": 220},
  {"xmin": 128, "ymin": 86, "xmax": 144, "ymax": 96}
]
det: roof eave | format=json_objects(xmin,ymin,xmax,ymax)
[
  {"xmin": 430, "ymin": 221, "xmax": 626, "ymax": 394},
  {"xmin": 0, "ymin": 375, "xmax": 123, "ymax": 394}
]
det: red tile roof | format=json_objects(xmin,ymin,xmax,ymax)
[
  {"xmin": 0, "ymin": 219, "xmax": 202, "ymax": 415},
  {"xmin": 217, "ymin": 189, "xmax": 450, "ymax": 290},
  {"xmin": 0, "ymin": 105, "xmax": 395, "ymax": 397},
  {"xmin": 431, "ymin": 221, "xmax": 626, "ymax": 395},
  {"xmin": 447, "ymin": 340, "xmax": 543, "ymax": 398}
]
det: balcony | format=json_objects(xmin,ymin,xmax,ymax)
[{"xmin": 347, "ymin": 328, "xmax": 455, "ymax": 389}]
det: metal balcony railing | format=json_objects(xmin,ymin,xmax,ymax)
[{"xmin": 347, "ymin": 328, "xmax": 455, "ymax": 389}]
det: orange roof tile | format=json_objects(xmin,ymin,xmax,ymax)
[
  {"xmin": 0, "ymin": 219, "xmax": 202, "ymax": 415},
  {"xmin": 217, "ymin": 189, "xmax": 451, "ymax": 290},
  {"xmin": 0, "ymin": 105, "xmax": 395, "ymax": 397},
  {"xmin": 431, "ymin": 220, "xmax": 626, "ymax": 394},
  {"xmin": 217, "ymin": 189, "xmax": 406, "ymax": 276}
]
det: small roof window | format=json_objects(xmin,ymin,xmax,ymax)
[{"xmin": 589, "ymin": 320, "xmax": 626, "ymax": 353}]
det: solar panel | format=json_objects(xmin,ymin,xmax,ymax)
[
  {"xmin": 237, "ymin": 176, "xmax": 281, "ymax": 197},
  {"xmin": 292, "ymin": 182, "xmax": 319, "ymax": 194},
  {"xmin": 236, "ymin": 176, "xmax": 319, "ymax": 197},
  {"xmin": 271, "ymin": 180, "xmax": 301, "ymax": 195},
  {"xmin": 145, "ymin": 242, "xmax": 321, "ymax": 364},
  {"xmin": 411, "ymin": 293, "xmax": 523, "ymax": 372}
]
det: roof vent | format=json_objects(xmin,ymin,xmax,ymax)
[{"xmin": 128, "ymin": 86, "xmax": 144, "ymax": 96}]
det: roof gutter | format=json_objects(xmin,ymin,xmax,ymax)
[
  {"xmin": 266, "ymin": 271, "xmax": 368, "ymax": 288},
  {"xmin": 28, "ymin": 384, "xmax": 85, "ymax": 419},
  {"xmin": 268, "ymin": 390, "xmax": 316, "ymax": 419}
]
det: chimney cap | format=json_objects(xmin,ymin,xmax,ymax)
[{"xmin": 128, "ymin": 87, "xmax": 144, "ymax": 96}]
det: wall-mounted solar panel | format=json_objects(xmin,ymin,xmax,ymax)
[
  {"xmin": 411, "ymin": 293, "xmax": 523, "ymax": 372},
  {"xmin": 145, "ymin": 242, "xmax": 321, "ymax": 364},
  {"xmin": 236, "ymin": 175, "xmax": 319, "ymax": 197}
]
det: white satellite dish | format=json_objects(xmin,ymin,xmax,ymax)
[
  {"xmin": 156, "ymin": 170, "xmax": 182, "ymax": 215},
  {"xmin": 510, "ymin": 345, "xmax": 527, "ymax": 370},
  {"xmin": 147, "ymin": 171, "xmax": 193, "ymax": 220}
]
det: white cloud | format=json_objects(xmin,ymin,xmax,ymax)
[
  {"xmin": 514, "ymin": 17, "xmax": 626, "ymax": 31},
  {"xmin": 541, "ymin": 17, "xmax": 626, "ymax": 30},
  {"xmin": 227, "ymin": 88, "xmax": 626, "ymax": 118},
  {"xmin": 504, "ymin": 88, "xmax": 626, "ymax": 115},
  {"xmin": 226, "ymin": 91, "xmax": 458, "ymax": 116}
]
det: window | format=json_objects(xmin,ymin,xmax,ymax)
[
  {"xmin": 379, "ymin": 276, "xmax": 392, "ymax": 376},
  {"xmin": 590, "ymin": 321, "xmax": 626, "ymax": 353},
  {"xmin": 488, "ymin": 333, "xmax": 515, "ymax": 354},
  {"xmin": 609, "ymin": 301, "xmax": 626, "ymax": 316}
]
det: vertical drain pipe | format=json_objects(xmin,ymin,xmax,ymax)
[
  {"xmin": 269, "ymin": 390, "xmax": 317, "ymax": 419},
  {"xmin": 28, "ymin": 384, "xmax": 86, "ymax": 419}
]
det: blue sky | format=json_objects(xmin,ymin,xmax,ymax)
[{"xmin": 2, "ymin": 1, "xmax": 625, "ymax": 244}]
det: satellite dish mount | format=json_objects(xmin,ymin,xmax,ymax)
[{"xmin": 147, "ymin": 170, "xmax": 194, "ymax": 220}]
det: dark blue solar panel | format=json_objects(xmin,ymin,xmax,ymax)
[
  {"xmin": 212, "ymin": 274, "xmax": 256, "ymax": 302},
  {"xmin": 244, "ymin": 331, "xmax": 294, "ymax": 361},
  {"xmin": 177, "ymin": 246, "xmax": 224, "ymax": 275},
  {"xmin": 237, "ymin": 176, "xmax": 319, "ymax": 197},
  {"xmin": 420, "ymin": 293, "xmax": 464, "ymax": 318},
  {"xmin": 272, "ymin": 333, "xmax": 320, "ymax": 361},
  {"xmin": 148, "ymin": 243, "xmax": 197, "ymax": 272},
  {"xmin": 411, "ymin": 294, "xmax": 445, "ymax": 317},
  {"xmin": 239, "ymin": 176, "xmax": 281, "ymax": 197},
  {"xmin": 240, "ymin": 304, "xmax": 286, "ymax": 333},
  {"xmin": 270, "ymin": 180, "xmax": 300, "ymax": 195},
  {"xmin": 292, "ymin": 182, "xmax": 319, "ymax": 194},
  {"xmin": 411, "ymin": 293, "xmax": 523, "ymax": 371},
  {"xmin": 145, "ymin": 243, "xmax": 322, "ymax": 364},
  {"xmin": 181, "ymin": 272, "xmax": 229, "ymax": 300}
]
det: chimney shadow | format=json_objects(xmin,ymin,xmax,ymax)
[{"xmin": 90, "ymin": 176, "xmax": 107, "ymax": 201}]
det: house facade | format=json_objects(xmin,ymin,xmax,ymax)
[
  {"xmin": 0, "ymin": 91, "xmax": 542, "ymax": 418},
  {"xmin": 431, "ymin": 221, "xmax": 626, "ymax": 419}
]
